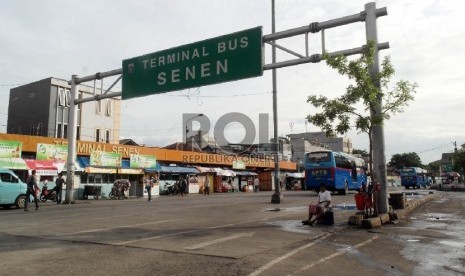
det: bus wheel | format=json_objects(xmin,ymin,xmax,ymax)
[
  {"xmin": 343, "ymin": 182, "xmax": 348, "ymax": 195},
  {"xmin": 338, "ymin": 183, "xmax": 348, "ymax": 195}
]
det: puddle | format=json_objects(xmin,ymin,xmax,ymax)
[
  {"xmin": 334, "ymin": 203, "xmax": 357, "ymax": 210},
  {"xmin": 267, "ymin": 220, "xmax": 311, "ymax": 234},
  {"xmin": 439, "ymin": 240, "xmax": 465, "ymax": 248},
  {"xmin": 400, "ymin": 209, "xmax": 465, "ymax": 275}
]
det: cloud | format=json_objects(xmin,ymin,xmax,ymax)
[{"xmin": 1, "ymin": 0, "xmax": 464, "ymax": 165}]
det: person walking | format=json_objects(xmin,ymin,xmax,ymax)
[
  {"xmin": 254, "ymin": 177, "xmax": 260, "ymax": 192},
  {"xmin": 24, "ymin": 170, "xmax": 40, "ymax": 211},
  {"xmin": 178, "ymin": 177, "xmax": 187, "ymax": 199},
  {"xmin": 144, "ymin": 175, "xmax": 153, "ymax": 202},
  {"xmin": 203, "ymin": 177, "xmax": 210, "ymax": 196},
  {"xmin": 55, "ymin": 172, "xmax": 64, "ymax": 204}
]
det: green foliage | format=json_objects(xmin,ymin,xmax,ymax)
[
  {"xmin": 388, "ymin": 152, "xmax": 423, "ymax": 169},
  {"xmin": 352, "ymin": 149, "xmax": 369, "ymax": 157},
  {"xmin": 452, "ymin": 145, "xmax": 465, "ymax": 173},
  {"xmin": 306, "ymin": 41, "xmax": 417, "ymax": 137},
  {"xmin": 306, "ymin": 40, "xmax": 417, "ymax": 183}
]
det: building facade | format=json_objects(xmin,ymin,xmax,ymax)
[
  {"xmin": 288, "ymin": 132, "xmax": 353, "ymax": 153},
  {"xmin": 7, "ymin": 77, "xmax": 121, "ymax": 144},
  {"xmin": 287, "ymin": 132, "xmax": 352, "ymax": 172}
]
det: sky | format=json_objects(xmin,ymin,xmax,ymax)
[{"xmin": 0, "ymin": 0, "xmax": 464, "ymax": 164}]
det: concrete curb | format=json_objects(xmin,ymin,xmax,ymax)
[
  {"xmin": 348, "ymin": 192, "xmax": 445, "ymax": 228},
  {"xmin": 394, "ymin": 192, "xmax": 445, "ymax": 220}
]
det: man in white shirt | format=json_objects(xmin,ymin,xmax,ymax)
[{"xmin": 303, "ymin": 184, "xmax": 331, "ymax": 226}]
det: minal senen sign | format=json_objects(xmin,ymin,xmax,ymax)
[{"xmin": 122, "ymin": 27, "xmax": 263, "ymax": 100}]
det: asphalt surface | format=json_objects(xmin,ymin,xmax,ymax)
[{"xmin": 0, "ymin": 189, "xmax": 463, "ymax": 276}]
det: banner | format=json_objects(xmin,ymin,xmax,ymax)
[
  {"xmin": 0, "ymin": 158, "xmax": 28, "ymax": 170},
  {"xmin": 0, "ymin": 140, "xmax": 22, "ymax": 158},
  {"xmin": 130, "ymin": 154, "xmax": 157, "ymax": 168},
  {"xmin": 232, "ymin": 160, "xmax": 246, "ymax": 170},
  {"xmin": 90, "ymin": 150, "xmax": 122, "ymax": 167},
  {"xmin": 36, "ymin": 143, "xmax": 68, "ymax": 161}
]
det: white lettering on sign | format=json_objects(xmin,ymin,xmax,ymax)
[
  {"xmin": 143, "ymin": 47, "xmax": 211, "ymax": 70},
  {"xmin": 156, "ymin": 59, "xmax": 228, "ymax": 85},
  {"xmin": 146, "ymin": 36, "xmax": 250, "ymax": 87},
  {"xmin": 218, "ymin": 36, "xmax": 249, "ymax": 53}
]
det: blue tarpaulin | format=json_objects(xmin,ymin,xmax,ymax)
[{"xmin": 146, "ymin": 165, "xmax": 198, "ymax": 174}]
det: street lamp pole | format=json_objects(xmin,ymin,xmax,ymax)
[{"xmin": 185, "ymin": 114, "xmax": 204, "ymax": 151}]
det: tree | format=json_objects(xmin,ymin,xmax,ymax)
[
  {"xmin": 452, "ymin": 143, "xmax": 465, "ymax": 174},
  {"xmin": 388, "ymin": 152, "xmax": 422, "ymax": 169},
  {"xmin": 306, "ymin": 41, "xmax": 417, "ymax": 185},
  {"xmin": 352, "ymin": 149, "xmax": 369, "ymax": 157}
]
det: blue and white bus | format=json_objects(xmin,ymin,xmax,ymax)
[
  {"xmin": 400, "ymin": 167, "xmax": 429, "ymax": 189},
  {"xmin": 304, "ymin": 151, "xmax": 367, "ymax": 195}
]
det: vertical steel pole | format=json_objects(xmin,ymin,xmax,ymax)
[
  {"xmin": 365, "ymin": 2, "xmax": 388, "ymax": 214},
  {"xmin": 271, "ymin": 0, "xmax": 282, "ymax": 203},
  {"xmin": 65, "ymin": 75, "xmax": 79, "ymax": 204}
]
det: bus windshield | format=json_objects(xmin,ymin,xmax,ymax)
[{"xmin": 306, "ymin": 152, "xmax": 331, "ymax": 164}]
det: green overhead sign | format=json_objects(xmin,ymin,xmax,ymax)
[{"xmin": 122, "ymin": 27, "xmax": 263, "ymax": 100}]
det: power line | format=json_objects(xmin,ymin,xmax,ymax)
[{"xmin": 416, "ymin": 142, "xmax": 454, "ymax": 155}]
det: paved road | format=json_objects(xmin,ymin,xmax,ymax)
[{"xmin": 0, "ymin": 190, "xmax": 463, "ymax": 275}]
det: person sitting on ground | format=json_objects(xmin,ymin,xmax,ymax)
[{"xmin": 303, "ymin": 184, "xmax": 331, "ymax": 226}]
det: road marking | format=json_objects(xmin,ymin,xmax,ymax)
[
  {"xmin": 248, "ymin": 233, "xmax": 329, "ymax": 276},
  {"xmin": 58, "ymin": 219, "xmax": 178, "ymax": 236},
  {"xmin": 184, "ymin": 232, "xmax": 255, "ymax": 250},
  {"xmin": 289, "ymin": 235, "xmax": 379, "ymax": 275},
  {"xmin": 113, "ymin": 216, "xmax": 282, "ymax": 246}
]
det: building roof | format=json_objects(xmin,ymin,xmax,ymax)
[{"xmin": 119, "ymin": 139, "xmax": 140, "ymax": 146}]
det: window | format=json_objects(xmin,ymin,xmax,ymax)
[
  {"xmin": 58, "ymin": 88, "xmax": 65, "ymax": 106},
  {"xmin": 57, "ymin": 123, "xmax": 62, "ymax": 138},
  {"xmin": 63, "ymin": 124, "xmax": 68, "ymax": 139},
  {"xmin": 80, "ymin": 174, "xmax": 88, "ymax": 183},
  {"xmin": 96, "ymin": 100, "xmax": 102, "ymax": 114},
  {"xmin": 96, "ymin": 129, "xmax": 101, "ymax": 142},
  {"xmin": 0, "ymin": 173, "xmax": 12, "ymax": 182},
  {"xmin": 105, "ymin": 129, "xmax": 110, "ymax": 143},
  {"xmin": 106, "ymin": 99, "xmax": 113, "ymax": 116},
  {"xmin": 64, "ymin": 89, "xmax": 71, "ymax": 107},
  {"xmin": 76, "ymin": 126, "xmax": 80, "ymax": 140}
]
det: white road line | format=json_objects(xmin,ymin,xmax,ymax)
[
  {"xmin": 184, "ymin": 232, "xmax": 255, "ymax": 250},
  {"xmin": 113, "ymin": 216, "xmax": 282, "ymax": 246},
  {"xmin": 289, "ymin": 235, "xmax": 379, "ymax": 275},
  {"xmin": 248, "ymin": 233, "xmax": 329, "ymax": 276},
  {"xmin": 3, "ymin": 209, "xmax": 159, "ymax": 232},
  {"xmin": 58, "ymin": 219, "xmax": 178, "ymax": 236}
]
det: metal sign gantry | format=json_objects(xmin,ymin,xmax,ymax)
[{"xmin": 65, "ymin": 2, "xmax": 389, "ymax": 213}]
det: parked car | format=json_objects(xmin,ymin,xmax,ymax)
[{"xmin": 0, "ymin": 168, "xmax": 28, "ymax": 209}]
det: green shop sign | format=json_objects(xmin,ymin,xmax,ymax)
[
  {"xmin": 90, "ymin": 151, "xmax": 122, "ymax": 167},
  {"xmin": 130, "ymin": 154, "xmax": 157, "ymax": 168},
  {"xmin": 36, "ymin": 143, "xmax": 68, "ymax": 161},
  {"xmin": 0, "ymin": 140, "xmax": 22, "ymax": 158},
  {"xmin": 122, "ymin": 26, "xmax": 263, "ymax": 99}
]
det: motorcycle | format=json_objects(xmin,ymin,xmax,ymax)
[
  {"xmin": 39, "ymin": 182, "xmax": 57, "ymax": 202},
  {"xmin": 109, "ymin": 179, "xmax": 130, "ymax": 199},
  {"xmin": 164, "ymin": 182, "xmax": 179, "ymax": 195}
]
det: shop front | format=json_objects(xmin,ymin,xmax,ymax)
[{"xmin": 154, "ymin": 165, "xmax": 199, "ymax": 195}]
